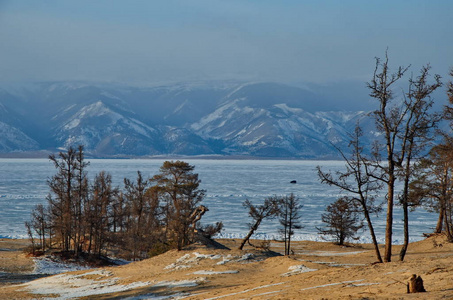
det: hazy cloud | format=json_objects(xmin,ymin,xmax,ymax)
[{"xmin": 0, "ymin": 0, "xmax": 452, "ymax": 85}]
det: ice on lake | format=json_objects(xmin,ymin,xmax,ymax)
[{"xmin": 0, "ymin": 158, "xmax": 437, "ymax": 243}]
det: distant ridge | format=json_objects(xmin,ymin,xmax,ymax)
[{"xmin": 0, "ymin": 81, "xmax": 376, "ymax": 158}]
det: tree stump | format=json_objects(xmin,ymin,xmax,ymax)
[{"xmin": 407, "ymin": 274, "xmax": 426, "ymax": 293}]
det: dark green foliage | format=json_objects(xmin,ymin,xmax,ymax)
[
  {"xmin": 150, "ymin": 160, "xmax": 207, "ymax": 250},
  {"xmin": 317, "ymin": 198, "xmax": 363, "ymax": 245}
]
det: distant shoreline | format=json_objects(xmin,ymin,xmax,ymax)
[{"xmin": 0, "ymin": 151, "xmax": 339, "ymax": 161}]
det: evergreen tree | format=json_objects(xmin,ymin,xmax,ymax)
[
  {"xmin": 317, "ymin": 198, "xmax": 363, "ymax": 246},
  {"xmin": 151, "ymin": 161, "xmax": 206, "ymax": 250}
]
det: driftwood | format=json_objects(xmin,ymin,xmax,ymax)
[{"xmin": 407, "ymin": 274, "xmax": 426, "ymax": 293}]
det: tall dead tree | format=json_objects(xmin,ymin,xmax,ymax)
[
  {"xmin": 367, "ymin": 52, "xmax": 409, "ymax": 262},
  {"xmin": 366, "ymin": 53, "xmax": 440, "ymax": 262},
  {"xmin": 73, "ymin": 145, "xmax": 89, "ymax": 256},
  {"xmin": 396, "ymin": 65, "xmax": 441, "ymax": 261},
  {"xmin": 47, "ymin": 146, "xmax": 83, "ymax": 253},
  {"xmin": 318, "ymin": 124, "xmax": 383, "ymax": 262}
]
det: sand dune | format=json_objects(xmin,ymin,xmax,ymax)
[{"xmin": 1, "ymin": 235, "xmax": 452, "ymax": 299}]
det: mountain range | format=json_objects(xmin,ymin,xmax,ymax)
[{"xmin": 0, "ymin": 81, "xmax": 377, "ymax": 158}]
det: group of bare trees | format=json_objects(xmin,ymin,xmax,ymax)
[
  {"xmin": 26, "ymin": 148, "xmax": 217, "ymax": 259},
  {"xmin": 318, "ymin": 52, "xmax": 452, "ymax": 262},
  {"xmin": 239, "ymin": 193, "xmax": 302, "ymax": 255}
]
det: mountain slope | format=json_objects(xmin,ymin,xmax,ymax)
[
  {"xmin": 0, "ymin": 94, "xmax": 40, "ymax": 152},
  {"xmin": 191, "ymin": 98, "xmax": 367, "ymax": 158},
  {"xmin": 53, "ymin": 101, "xmax": 163, "ymax": 156},
  {"xmin": 0, "ymin": 81, "xmax": 377, "ymax": 158}
]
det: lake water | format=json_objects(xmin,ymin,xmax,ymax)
[{"xmin": 0, "ymin": 158, "xmax": 438, "ymax": 243}]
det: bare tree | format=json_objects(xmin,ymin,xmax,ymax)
[
  {"xmin": 278, "ymin": 193, "xmax": 302, "ymax": 255},
  {"xmin": 318, "ymin": 124, "xmax": 383, "ymax": 262},
  {"xmin": 122, "ymin": 171, "xmax": 152, "ymax": 260},
  {"xmin": 29, "ymin": 204, "xmax": 49, "ymax": 251},
  {"xmin": 366, "ymin": 53, "xmax": 440, "ymax": 261},
  {"xmin": 367, "ymin": 52, "xmax": 409, "ymax": 262},
  {"xmin": 73, "ymin": 145, "xmax": 89, "ymax": 256},
  {"xmin": 396, "ymin": 65, "xmax": 441, "ymax": 261},
  {"xmin": 239, "ymin": 197, "xmax": 280, "ymax": 250},
  {"xmin": 47, "ymin": 146, "xmax": 86, "ymax": 253},
  {"xmin": 25, "ymin": 221, "xmax": 36, "ymax": 255},
  {"xmin": 86, "ymin": 171, "xmax": 117, "ymax": 256}
]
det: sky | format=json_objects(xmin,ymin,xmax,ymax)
[{"xmin": 0, "ymin": 0, "xmax": 452, "ymax": 86}]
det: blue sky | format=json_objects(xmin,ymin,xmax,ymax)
[{"xmin": 0, "ymin": 0, "xmax": 451, "ymax": 85}]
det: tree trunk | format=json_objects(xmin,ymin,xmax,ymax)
[
  {"xmin": 399, "ymin": 200, "xmax": 409, "ymax": 261},
  {"xmin": 239, "ymin": 220, "xmax": 260, "ymax": 250},
  {"xmin": 444, "ymin": 208, "xmax": 453, "ymax": 242},
  {"xmin": 400, "ymin": 159, "xmax": 412, "ymax": 262},
  {"xmin": 435, "ymin": 206, "xmax": 445, "ymax": 233},
  {"xmin": 364, "ymin": 208, "xmax": 383, "ymax": 263},
  {"xmin": 384, "ymin": 173, "xmax": 395, "ymax": 262},
  {"xmin": 284, "ymin": 225, "xmax": 288, "ymax": 255},
  {"xmin": 287, "ymin": 233, "xmax": 291, "ymax": 256}
]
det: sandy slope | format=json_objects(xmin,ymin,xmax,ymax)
[{"xmin": 1, "ymin": 236, "xmax": 452, "ymax": 299}]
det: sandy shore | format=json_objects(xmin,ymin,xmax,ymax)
[{"xmin": 1, "ymin": 236, "xmax": 452, "ymax": 299}]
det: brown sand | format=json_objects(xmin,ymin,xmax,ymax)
[
  {"xmin": 0, "ymin": 235, "xmax": 452, "ymax": 299},
  {"xmin": 0, "ymin": 239, "xmax": 35, "ymax": 276}
]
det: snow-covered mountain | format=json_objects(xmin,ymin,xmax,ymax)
[
  {"xmin": 191, "ymin": 98, "xmax": 367, "ymax": 157},
  {"xmin": 0, "ymin": 81, "xmax": 375, "ymax": 158},
  {"xmin": 53, "ymin": 101, "xmax": 162, "ymax": 156}
]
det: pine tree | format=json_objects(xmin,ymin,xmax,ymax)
[
  {"xmin": 151, "ymin": 161, "xmax": 206, "ymax": 250},
  {"xmin": 317, "ymin": 198, "xmax": 363, "ymax": 246}
]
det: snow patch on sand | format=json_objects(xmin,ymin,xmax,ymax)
[
  {"xmin": 165, "ymin": 252, "xmax": 257, "ymax": 270},
  {"xmin": 301, "ymin": 279, "xmax": 364, "ymax": 290},
  {"xmin": 204, "ymin": 282, "xmax": 287, "ymax": 300},
  {"xmin": 281, "ymin": 265, "xmax": 317, "ymax": 277},
  {"xmin": 122, "ymin": 292, "xmax": 190, "ymax": 299},
  {"xmin": 298, "ymin": 259, "xmax": 366, "ymax": 267},
  {"xmin": 32, "ymin": 256, "xmax": 92, "ymax": 274},
  {"xmin": 298, "ymin": 250, "xmax": 367, "ymax": 256},
  {"xmin": 21, "ymin": 269, "xmax": 151, "ymax": 299},
  {"xmin": 192, "ymin": 270, "xmax": 239, "ymax": 275},
  {"xmin": 164, "ymin": 252, "xmax": 222, "ymax": 271},
  {"xmin": 216, "ymin": 254, "xmax": 233, "ymax": 265},
  {"xmin": 153, "ymin": 278, "xmax": 206, "ymax": 288}
]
